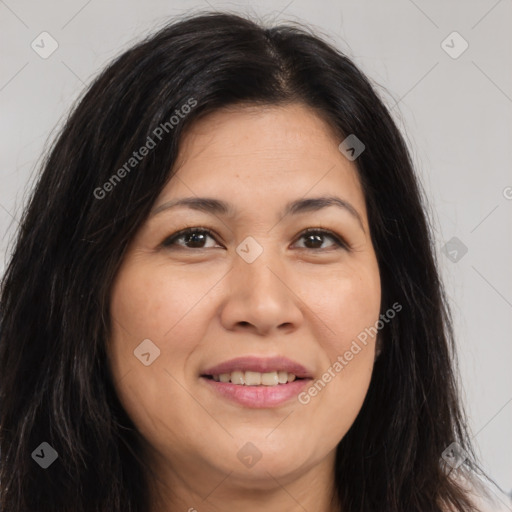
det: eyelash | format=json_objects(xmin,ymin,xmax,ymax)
[{"xmin": 161, "ymin": 226, "xmax": 349, "ymax": 251}]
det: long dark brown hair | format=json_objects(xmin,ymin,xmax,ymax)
[{"xmin": 0, "ymin": 11, "xmax": 491, "ymax": 511}]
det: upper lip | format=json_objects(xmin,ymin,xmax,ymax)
[{"xmin": 202, "ymin": 356, "xmax": 313, "ymax": 379}]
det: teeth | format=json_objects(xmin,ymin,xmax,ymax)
[
  {"xmin": 211, "ymin": 370, "xmax": 299, "ymax": 386},
  {"xmin": 278, "ymin": 371, "xmax": 288, "ymax": 384},
  {"xmin": 245, "ymin": 371, "xmax": 261, "ymax": 386},
  {"xmin": 261, "ymin": 371, "xmax": 279, "ymax": 386},
  {"xmin": 231, "ymin": 370, "xmax": 245, "ymax": 385}
]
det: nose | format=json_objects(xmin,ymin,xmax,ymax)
[{"xmin": 219, "ymin": 247, "xmax": 304, "ymax": 336}]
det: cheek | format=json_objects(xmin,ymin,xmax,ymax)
[
  {"xmin": 109, "ymin": 259, "xmax": 222, "ymax": 341},
  {"xmin": 299, "ymin": 262, "xmax": 380, "ymax": 434},
  {"xmin": 107, "ymin": 263, "xmax": 223, "ymax": 453},
  {"xmin": 305, "ymin": 260, "xmax": 381, "ymax": 357},
  {"xmin": 107, "ymin": 260, "xmax": 224, "ymax": 414}
]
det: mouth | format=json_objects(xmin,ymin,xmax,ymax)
[{"xmin": 200, "ymin": 356, "xmax": 313, "ymax": 408}]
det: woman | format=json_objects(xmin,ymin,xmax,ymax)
[{"xmin": 0, "ymin": 11, "xmax": 506, "ymax": 512}]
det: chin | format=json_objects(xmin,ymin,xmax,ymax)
[{"xmin": 218, "ymin": 435, "xmax": 321, "ymax": 484}]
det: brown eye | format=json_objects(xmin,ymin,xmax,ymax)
[
  {"xmin": 162, "ymin": 228, "xmax": 221, "ymax": 249},
  {"xmin": 293, "ymin": 229, "xmax": 347, "ymax": 251}
]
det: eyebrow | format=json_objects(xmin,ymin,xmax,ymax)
[{"xmin": 151, "ymin": 195, "xmax": 365, "ymax": 231}]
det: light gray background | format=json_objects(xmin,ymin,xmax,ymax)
[{"xmin": 1, "ymin": 0, "xmax": 511, "ymax": 499}]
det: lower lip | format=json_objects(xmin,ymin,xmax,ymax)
[{"xmin": 201, "ymin": 377, "xmax": 310, "ymax": 408}]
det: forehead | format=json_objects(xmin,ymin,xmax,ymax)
[
  {"xmin": 176, "ymin": 103, "xmax": 343, "ymax": 164},
  {"xmin": 160, "ymin": 103, "xmax": 367, "ymax": 219}
]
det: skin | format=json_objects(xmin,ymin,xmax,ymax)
[{"xmin": 107, "ymin": 103, "xmax": 382, "ymax": 512}]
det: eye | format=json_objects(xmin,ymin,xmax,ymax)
[
  {"xmin": 293, "ymin": 228, "xmax": 348, "ymax": 251},
  {"xmin": 161, "ymin": 227, "xmax": 222, "ymax": 249}
]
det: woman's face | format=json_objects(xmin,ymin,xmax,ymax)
[{"xmin": 108, "ymin": 103, "xmax": 381, "ymax": 496}]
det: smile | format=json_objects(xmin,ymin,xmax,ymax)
[{"xmin": 200, "ymin": 356, "xmax": 313, "ymax": 408}]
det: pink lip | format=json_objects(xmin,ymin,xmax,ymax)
[
  {"xmin": 200, "ymin": 356, "xmax": 313, "ymax": 408},
  {"xmin": 201, "ymin": 356, "xmax": 312, "ymax": 378}
]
